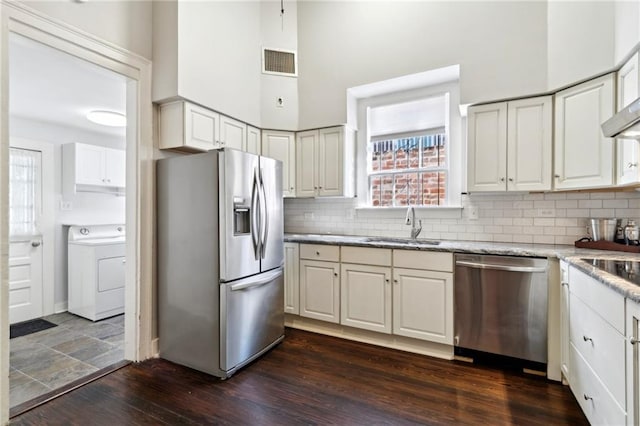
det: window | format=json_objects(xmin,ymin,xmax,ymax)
[
  {"xmin": 9, "ymin": 147, "xmax": 40, "ymax": 237},
  {"xmin": 368, "ymin": 130, "xmax": 447, "ymax": 207}
]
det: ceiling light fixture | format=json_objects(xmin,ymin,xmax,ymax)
[{"xmin": 86, "ymin": 110, "xmax": 126, "ymax": 127}]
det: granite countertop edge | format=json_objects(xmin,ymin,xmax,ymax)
[{"xmin": 284, "ymin": 233, "xmax": 640, "ymax": 303}]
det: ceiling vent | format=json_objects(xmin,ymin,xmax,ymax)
[{"xmin": 262, "ymin": 47, "xmax": 297, "ymax": 77}]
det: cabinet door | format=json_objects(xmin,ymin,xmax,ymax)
[
  {"xmin": 627, "ymin": 299, "xmax": 640, "ymax": 426},
  {"xmin": 246, "ymin": 125, "xmax": 261, "ymax": 155},
  {"xmin": 262, "ymin": 131, "xmax": 296, "ymax": 197},
  {"xmin": 75, "ymin": 143, "xmax": 106, "ymax": 186},
  {"xmin": 554, "ymin": 73, "xmax": 615, "ymax": 189},
  {"xmin": 392, "ymin": 267, "xmax": 453, "ymax": 344},
  {"xmin": 184, "ymin": 102, "xmax": 220, "ymax": 150},
  {"xmin": 104, "ymin": 148, "xmax": 126, "ymax": 188},
  {"xmin": 296, "ymin": 130, "xmax": 318, "ymax": 197},
  {"xmin": 560, "ymin": 261, "xmax": 570, "ymax": 382},
  {"xmin": 219, "ymin": 115, "xmax": 246, "ymax": 151},
  {"xmin": 340, "ymin": 263, "xmax": 391, "ymax": 333},
  {"xmin": 467, "ymin": 103, "xmax": 507, "ymax": 192},
  {"xmin": 284, "ymin": 242, "xmax": 299, "ymax": 315},
  {"xmin": 299, "ymin": 260, "xmax": 339, "ymax": 323},
  {"xmin": 617, "ymin": 53, "xmax": 640, "ymax": 185},
  {"xmin": 507, "ymin": 96, "xmax": 552, "ymax": 191},
  {"xmin": 318, "ymin": 127, "xmax": 344, "ymax": 196}
]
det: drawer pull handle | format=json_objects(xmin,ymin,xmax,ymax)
[
  {"xmin": 583, "ymin": 394, "xmax": 593, "ymax": 401},
  {"xmin": 583, "ymin": 335, "xmax": 593, "ymax": 344},
  {"xmin": 631, "ymin": 337, "xmax": 638, "ymax": 345}
]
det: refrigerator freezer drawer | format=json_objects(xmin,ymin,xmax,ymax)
[{"xmin": 220, "ymin": 267, "xmax": 285, "ymax": 374}]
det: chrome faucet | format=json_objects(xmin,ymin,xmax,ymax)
[{"xmin": 405, "ymin": 206, "xmax": 422, "ymax": 239}]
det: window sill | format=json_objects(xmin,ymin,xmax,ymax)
[{"xmin": 355, "ymin": 205, "xmax": 463, "ymax": 219}]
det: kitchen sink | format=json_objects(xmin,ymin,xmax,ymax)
[{"xmin": 363, "ymin": 237, "xmax": 440, "ymax": 245}]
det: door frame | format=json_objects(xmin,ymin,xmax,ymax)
[
  {"xmin": 9, "ymin": 138, "xmax": 55, "ymax": 320},
  {"xmin": 0, "ymin": 2, "xmax": 154, "ymax": 423}
]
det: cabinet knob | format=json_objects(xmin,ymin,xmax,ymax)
[
  {"xmin": 500, "ymin": 177, "xmax": 505, "ymax": 182},
  {"xmin": 319, "ymin": 186, "xmax": 323, "ymax": 189},
  {"xmin": 393, "ymin": 279, "xmax": 398, "ymax": 284},
  {"xmin": 314, "ymin": 186, "xmax": 318, "ymax": 190},
  {"xmin": 554, "ymin": 174, "xmax": 560, "ymax": 178},
  {"xmin": 561, "ymin": 282, "xmax": 568, "ymax": 287},
  {"xmin": 631, "ymin": 337, "xmax": 638, "ymax": 345},
  {"xmin": 385, "ymin": 279, "xmax": 390, "ymax": 283},
  {"xmin": 583, "ymin": 335, "xmax": 593, "ymax": 344},
  {"xmin": 333, "ymin": 272, "xmax": 338, "ymax": 277},
  {"xmin": 316, "ymin": 251, "xmax": 320, "ymax": 255},
  {"xmin": 628, "ymin": 162, "xmax": 638, "ymax": 169},
  {"xmin": 508, "ymin": 178, "xmax": 513, "ymax": 182},
  {"xmin": 583, "ymin": 394, "xmax": 593, "ymax": 401},
  {"xmin": 31, "ymin": 241, "xmax": 41, "ymax": 247},
  {"xmin": 290, "ymin": 187, "xmax": 294, "ymax": 191}
]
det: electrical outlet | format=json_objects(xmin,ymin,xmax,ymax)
[
  {"xmin": 466, "ymin": 206, "xmax": 478, "ymax": 220},
  {"xmin": 60, "ymin": 200, "xmax": 73, "ymax": 211},
  {"xmin": 276, "ymin": 97, "xmax": 284, "ymax": 108},
  {"xmin": 538, "ymin": 208, "xmax": 556, "ymax": 217}
]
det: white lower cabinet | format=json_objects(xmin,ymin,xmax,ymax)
[
  {"xmin": 284, "ymin": 242, "xmax": 299, "ymax": 315},
  {"xmin": 627, "ymin": 299, "xmax": 640, "ymax": 426},
  {"xmin": 299, "ymin": 244, "xmax": 340, "ymax": 323},
  {"xmin": 392, "ymin": 267, "xmax": 453, "ymax": 344},
  {"xmin": 560, "ymin": 261, "xmax": 570, "ymax": 381},
  {"xmin": 567, "ymin": 265, "xmax": 627, "ymax": 425},
  {"xmin": 340, "ymin": 246, "xmax": 393, "ymax": 333}
]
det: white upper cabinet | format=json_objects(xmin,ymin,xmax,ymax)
[
  {"xmin": 219, "ymin": 115, "xmax": 246, "ymax": 151},
  {"xmin": 295, "ymin": 126, "xmax": 354, "ymax": 198},
  {"xmin": 62, "ymin": 143, "xmax": 125, "ymax": 195},
  {"xmin": 246, "ymin": 125, "xmax": 261, "ymax": 155},
  {"xmin": 159, "ymin": 101, "xmax": 220, "ymax": 152},
  {"xmin": 467, "ymin": 96, "xmax": 552, "ymax": 192},
  {"xmin": 554, "ymin": 73, "xmax": 615, "ymax": 190},
  {"xmin": 467, "ymin": 103, "xmax": 507, "ymax": 192},
  {"xmin": 262, "ymin": 130, "xmax": 296, "ymax": 197},
  {"xmin": 616, "ymin": 52, "xmax": 640, "ymax": 185}
]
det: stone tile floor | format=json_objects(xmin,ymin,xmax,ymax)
[{"xmin": 9, "ymin": 312, "xmax": 124, "ymax": 408}]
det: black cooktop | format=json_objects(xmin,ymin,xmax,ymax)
[{"xmin": 581, "ymin": 258, "xmax": 640, "ymax": 287}]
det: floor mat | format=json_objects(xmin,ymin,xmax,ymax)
[{"xmin": 10, "ymin": 318, "xmax": 57, "ymax": 339}]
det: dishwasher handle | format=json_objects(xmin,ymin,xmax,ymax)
[{"xmin": 455, "ymin": 260, "xmax": 547, "ymax": 273}]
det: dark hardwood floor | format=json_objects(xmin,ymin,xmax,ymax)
[{"xmin": 11, "ymin": 328, "xmax": 588, "ymax": 425}]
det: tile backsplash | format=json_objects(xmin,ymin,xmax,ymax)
[{"xmin": 284, "ymin": 191, "xmax": 640, "ymax": 245}]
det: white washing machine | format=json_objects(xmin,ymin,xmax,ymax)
[{"xmin": 68, "ymin": 224, "xmax": 126, "ymax": 321}]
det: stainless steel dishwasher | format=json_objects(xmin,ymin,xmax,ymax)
[{"xmin": 454, "ymin": 254, "xmax": 548, "ymax": 364}]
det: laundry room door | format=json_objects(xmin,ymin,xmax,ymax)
[{"xmin": 8, "ymin": 147, "xmax": 43, "ymax": 324}]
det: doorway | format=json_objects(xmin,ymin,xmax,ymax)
[
  {"xmin": 0, "ymin": 3, "xmax": 154, "ymax": 422},
  {"xmin": 8, "ymin": 33, "xmax": 129, "ymax": 410}
]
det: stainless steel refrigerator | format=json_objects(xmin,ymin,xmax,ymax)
[{"xmin": 157, "ymin": 148, "xmax": 284, "ymax": 379}]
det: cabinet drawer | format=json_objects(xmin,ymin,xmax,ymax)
[
  {"xmin": 300, "ymin": 244, "xmax": 340, "ymax": 262},
  {"xmin": 569, "ymin": 293, "xmax": 626, "ymax": 406},
  {"xmin": 341, "ymin": 246, "xmax": 391, "ymax": 266},
  {"xmin": 393, "ymin": 250, "xmax": 453, "ymax": 272},
  {"xmin": 570, "ymin": 267, "xmax": 625, "ymax": 333},
  {"xmin": 569, "ymin": 343, "xmax": 626, "ymax": 426}
]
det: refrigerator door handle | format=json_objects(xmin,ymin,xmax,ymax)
[
  {"xmin": 229, "ymin": 268, "xmax": 283, "ymax": 291},
  {"xmin": 251, "ymin": 168, "xmax": 260, "ymax": 260},
  {"xmin": 259, "ymin": 168, "xmax": 269, "ymax": 259}
]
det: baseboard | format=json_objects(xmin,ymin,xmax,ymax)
[
  {"xmin": 285, "ymin": 314, "xmax": 454, "ymax": 360},
  {"xmin": 54, "ymin": 302, "xmax": 68, "ymax": 313}
]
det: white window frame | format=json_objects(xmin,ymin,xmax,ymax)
[{"xmin": 355, "ymin": 81, "xmax": 462, "ymax": 212}]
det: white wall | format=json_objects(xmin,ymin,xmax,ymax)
[
  {"xmin": 18, "ymin": 0, "xmax": 153, "ymax": 60},
  {"xmin": 10, "ymin": 117, "xmax": 125, "ymax": 310},
  {"xmin": 260, "ymin": 0, "xmax": 299, "ymax": 130},
  {"xmin": 614, "ymin": 0, "xmax": 640, "ymax": 65},
  {"xmin": 547, "ymin": 1, "xmax": 615, "ymax": 90},
  {"xmin": 296, "ymin": 1, "xmax": 548, "ymax": 129}
]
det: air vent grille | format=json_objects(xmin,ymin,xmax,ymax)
[{"xmin": 263, "ymin": 48, "xmax": 297, "ymax": 77}]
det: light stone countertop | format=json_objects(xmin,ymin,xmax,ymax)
[{"xmin": 284, "ymin": 233, "xmax": 640, "ymax": 303}]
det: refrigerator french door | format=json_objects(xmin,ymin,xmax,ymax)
[{"xmin": 157, "ymin": 148, "xmax": 284, "ymax": 379}]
